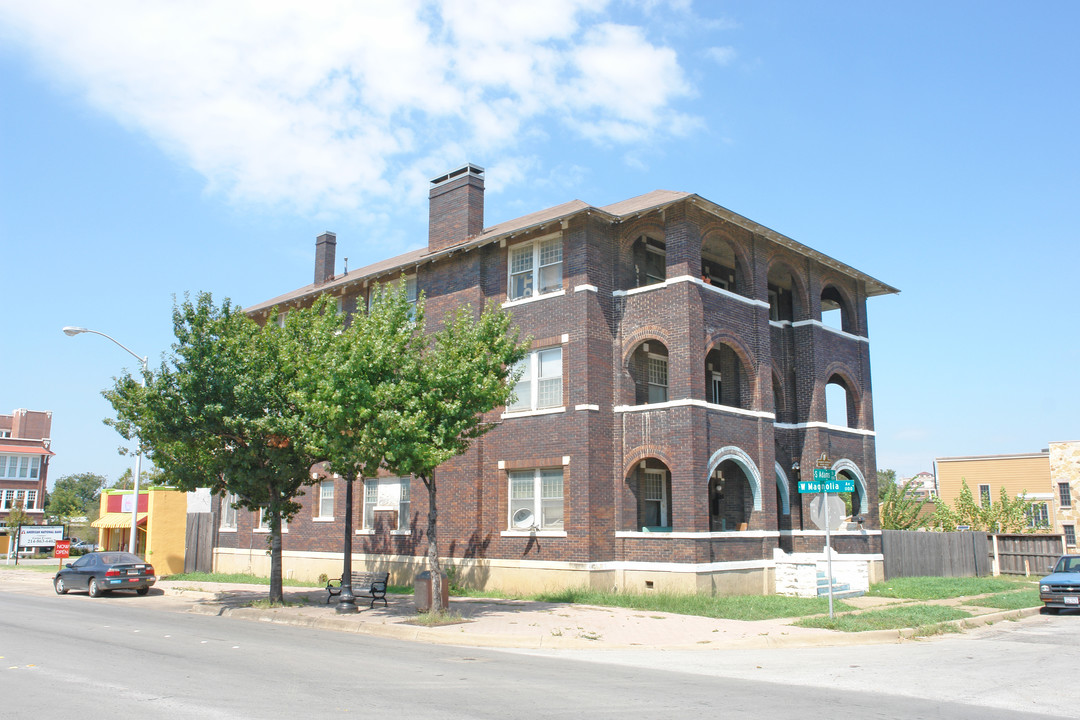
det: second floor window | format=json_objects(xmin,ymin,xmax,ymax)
[
  {"xmin": 508, "ymin": 236, "xmax": 562, "ymax": 301},
  {"xmin": 509, "ymin": 348, "xmax": 562, "ymax": 412},
  {"xmin": 1059, "ymin": 482, "xmax": 1072, "ymax": 508},
  {"xmin": 647, "ymin": 355, "xmax": 669, "ymax": 404},
  {"xmin": 979, "ymin": 484, "xmax": 992, "ymax": 508},
  {"xmin": 0, "ymin": 454, "xmax": 40, "ymax": 479}
]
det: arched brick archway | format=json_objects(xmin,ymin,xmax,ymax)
[{"xmin": 831, "ymin": 458, "xmax": 869, "ymax": 515}]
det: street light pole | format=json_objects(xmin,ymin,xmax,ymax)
[{"xmin": 63, "ymin": 326, "xmax": 148, "ymax": 555}]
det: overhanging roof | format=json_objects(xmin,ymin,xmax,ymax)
[{"xmin": 246, "ymin": 189, "xmax": 898, "ymax": 314}]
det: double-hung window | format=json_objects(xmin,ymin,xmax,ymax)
[
  {"xmin": 1026, "ymin": 502, "xmax": 1050, "ymax": 528},
  {"xmin": 978, "ymin": 484, "xmax": 992, "ymax": 508},
  {"xmin": 1064, "ymin": 524, "xmax": 1076, "ymax": 547},
  {"xmin": 362, "ymin": 477, "xmax": 410, "ymax": 532},
  {"xmin": 642, "ymin": 470, "xmax": 668, "ymax": 528},
  {"xmin": 1059, "ymin": 482, "xmax": 1072, "ymax": 508},
  {"xmin": 25, "ymin": 490, "xmax": 37, "ymax": 510},
  {"xmin": 1, "ymin": 489, "xmax": 13, "ymax": 510},
  {"xmin": 369, "ymin": 275, "xmax": 418, "ymax": 314},
  {"xmin": 221, "ymin": 492, "xmax": 238, "ymax": 530},
  {"xmin": 647, "ymin": 354, "xmax": 669, "ymax": 404},
  {"xmin": 0, "ymin": 454, "xmax": 40, "ymax": 479},
  {"xmin": 508, "ymin": 469, "xmax": 564, "ymax": 531},
  {"xmin": 317, "ymin": 480, "xmax": 335, "ymax": 520},
  {"xmin": 509, "ymin": 347, "xmax": 562, "ymax": 412},
  {"xmin": 508, "ymin": 236, "xmax": 562, "ymax": 301}
]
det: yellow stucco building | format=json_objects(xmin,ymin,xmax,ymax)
[{"xmin": 92, "ymin": 487, "xmax": 189, "ymax": 575}]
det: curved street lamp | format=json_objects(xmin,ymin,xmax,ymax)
[{"xmin": 63, "ymin": 326, "xmax": 148, "ymax": 555}]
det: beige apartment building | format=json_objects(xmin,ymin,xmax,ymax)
[{"xmin": 935, "ymin": 441, "xmax": 1078, "ymax": 549}]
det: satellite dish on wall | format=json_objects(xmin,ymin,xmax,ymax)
[{"xmin": 512, "ymin": 508, "xmax": 535, "ymax": 529}]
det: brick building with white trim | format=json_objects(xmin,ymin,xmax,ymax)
[{"xmin": 214, "ymin": 165, "xmax": 897, "ymax": 594}]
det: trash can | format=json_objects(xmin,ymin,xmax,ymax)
[{"xmin": 414, "ymin": 570, "xmax": 449, "ymax": 612}]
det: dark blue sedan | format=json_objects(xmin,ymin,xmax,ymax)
[
  {"xmin": 54, "ymin": 552, "xmax": 156, "ymax": 597},
  {"xmin": 1040, "ymin": 555, "xmax": 1080, "ymax": 614}
]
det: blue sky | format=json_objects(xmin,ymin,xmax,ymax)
[{"xmin": 1, "ymin": 1, "xmax": 1077, "ymax": 487}]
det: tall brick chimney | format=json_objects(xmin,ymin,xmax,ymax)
[
  {"xmin": 314, "ymin": 231, "xmax": 336, "ymax": 285},
  {"xmin": 429, "ymin": 163, "xmax": 484, "ymax": 253}
]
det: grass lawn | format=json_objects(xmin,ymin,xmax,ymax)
[
  {"xmin": 794, "ymin": 605, "xmax": 971, "ymax": 633},
  {"xmin": 868, "ymin": 576, "xmax": 1034, "ymax": 600},
  {"xmin": 165, "ymin": 571, "xmax": 323, "ymax": 588},
  {"xmin": 521, "ymin": 588, "xmax": 855, "ymax": 621},
  {"xmin": 965, "ymin": 588, "xmax": 1041, "ymax": 611}
]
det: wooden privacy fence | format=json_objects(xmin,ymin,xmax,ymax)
[
  {"xmin": 882, "ymin": 530, "xmax": 1067, "ymax": 579},
  {"xmin": 882, "ymin": 530, "xmax": 991, "ymax": 579},
  {"xmin": 184, "ymin": 512, "xmax": 214, "ymax": 573},
  {"xmin": 993, "ymin": 533, "xmax": 1064, "ymax": 576}
]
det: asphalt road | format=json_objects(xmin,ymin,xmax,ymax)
[{"xmin": 2, "ymin": 590, "xmax": 1075, "ymax": 719}]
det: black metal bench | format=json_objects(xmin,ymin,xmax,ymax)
[{"xmin": 326, "ymin": 571, "xmax": 389, "ymax": 608}]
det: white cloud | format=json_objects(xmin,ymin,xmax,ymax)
[
  {"xmin": 705, "ymin": 46, "xmax": 738, "ymax": 66},
  {"xmin": 0, "ymin": 0, "xmax": 697, "ymax": 214}
]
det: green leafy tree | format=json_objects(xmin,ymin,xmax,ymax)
[
  {"xmin": 112, "ymin": 467, "xmax": 165, "ymax": 490},
  {"xmin": 933, "ymin": 478, "xmax": 1037, "ymax": 533},
  {"xmin": 105, "ymin": 292, "xmax": 322, "ymax": 603},
  {"xmin": 877, "ymin": 469, "xmax": 931, "ymax": 530},
  {"xmin": 46, "ymin": 472, "xmax": 106, "ymax": 520},
  {"xmin": 5, "ymin": 503, "xmax": 31, "ymax": 531},
  {"xmin": 359, "ymin": 285, "xmax": 527, "ymax": 613}
]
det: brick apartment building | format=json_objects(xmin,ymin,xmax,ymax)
[
  {"xmin": 214, "ymin": 164, "xmax": 897, "ymax": 594},
  {"xmin": 0, "ymin": 409, "xmax": 53, "ymax": 524}
]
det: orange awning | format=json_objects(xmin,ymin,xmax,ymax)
[{"xmin": 92, "ymin": 512, "xmax": 147, "ymax": 529}]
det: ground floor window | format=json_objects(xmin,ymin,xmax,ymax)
[
  {"xmin": 1064, "ymin": 524, "xmax": 1076, "ymax": 547},
  {"xmin": 220, "ymin": 492, "xmax": 238, "ymax": 530},
  {"xmin": 363, "ymin": 477, "xmax": 410, "ymax": 531},
  {"xmin": 641, "ymin": 470, "xmax": 669, "ymax": 528},
  {"xmin": 317, "ymin": 480, "xmax": 335, "ymax": 519},
  {"xmin": 508, "ymin": 469, "xmax": 564, "ymax": 530},
  {"xmin": 1025, "ymin": 502, "xmax": 1049, "ymax": 528}
]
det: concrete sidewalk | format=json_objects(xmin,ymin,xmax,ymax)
[{"xmin": 1, "ymin": 566, "xmax": 1041, "ymax": 650}]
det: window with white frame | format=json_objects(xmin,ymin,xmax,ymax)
[
  {"xmin": 317, "ymin": 480, "xmax": 335, "ymax": 519},
  {"xmin": 25, "ymin": 490, "xmax": 36, "ymax": 510},
  {"xmin": 641, "ymin": 470, "xmax": 668, "ymax": 528},
  {"xmin": 1059, "ymin": 482, "xmax": 1072, "ymax": 508},
  {"xmin": 369, "ymin": 275, "xmax": 417, "ymax": 313},
  {"xmin": 221, "ymin": 492, "xmax": 238, "ymax": 530},
  {"xmin": 979, "ymin": 484, "xmax": 992, "ymax": 508},
  {"xmin": 362, "ymin": 476, "xmax": 410, "ymax": 531},
  {"xmin": 13, "ymin": 490, "xmax": 26, "ymax": 508},
  {"xmin": 1, "ymin": 489, "xmax": 13, "ymax": 509},
  {"xmin": 0, "ymin": 454, "xmax": 40, "ymax": 480},
  {"xmin": 508, "ymin": 468, "xmax": 564, "ymax": 531},
  {"xmin": 257, "ymin": 508, "xmax": 270, "ymax": 531},
  {"xmin": 1026, "ymin": 501, "xmax": 1050, "ymax": 528},
  {"xmin": 0, "ymin": 430, "xmax": 9, "ymax": 438},
  {"xmin": 508, "ymin": 236, "xmax": 562, "ymax": 301},
  {"xmin": 398, "ymin": 480, "xmax": 410, "ymax": 531},
  {"xmin": 509, "ymin": 347, "xmax": 562, "ymax": 412},
  {"xmin": 1064, "ymin": 524, "xmax": 1076, "ymax": 547},
  {"xmin": 647, "ymin": 354, "xmax": 668, "ymax": 404}
]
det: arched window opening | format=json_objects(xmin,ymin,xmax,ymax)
[
  {"xmin": 705, "ymin": 345, "xmax": 749, "ymax": 410},
  {"xmin": 701, "ymin": 236, "xmax": 741, "ymax": 293},
  {"xmin": 632, "ymin": 235, "xmax": 666, "ymax": 288},
  {"xmin": 709, "ymin": 460, "xmax": 753, "ymax": 531},
  {"xmin": 836, "ymin": 469, "xmax": 863, "ymax": 523},
  {"xmin": 630, "ymin": 341, "xmax": 670, "ymax": 405},
  {"xmin": 767, "ymin": 266, "xmax": 798, "ymax": 322},
  {"xmin": 627, "ymin": 459, "xmax": 673, "ymax": 531},
  {"xmin": 820, "ymin": 286, "xmax": 851, "ymax": 332},
  {"xmin": 825, "ymin": 375, "xmax": 858, "ymax": 428}
]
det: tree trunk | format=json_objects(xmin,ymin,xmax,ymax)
[
  {"xmin": 423, "ymin": 473, "xmax": 444, "ymax": 613},
  {"xmin": 269, "ymin": 503, "xmax": 284, "ymax": 604}
]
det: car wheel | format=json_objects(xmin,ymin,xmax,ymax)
[
  {"xmin": 88, "ymin": 577, "xmax": 103, "ymax": 598},
  {"xmin": 136, "ymin": 587, "xmax": 149, "ymax": 596},
  {"xmin": 54, "ymin": 577, "xmax": 68, "ymax": 595}
]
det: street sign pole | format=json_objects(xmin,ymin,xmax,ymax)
[{"xmin": 824, "ymin": 486, "xmax": 833, "ymax": 618}]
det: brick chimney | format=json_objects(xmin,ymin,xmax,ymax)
[
  {"xmin": 314, "ymin": 231, "xmax": 336, "ymax": 285},
  {"xmin": 429, "ymin": 164, "xmax": 484, "ymax": 253}
]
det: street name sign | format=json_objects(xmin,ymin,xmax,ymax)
[{"xmin": 798, "ymin": 468, "xmax": 854, "ymax": 493}]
